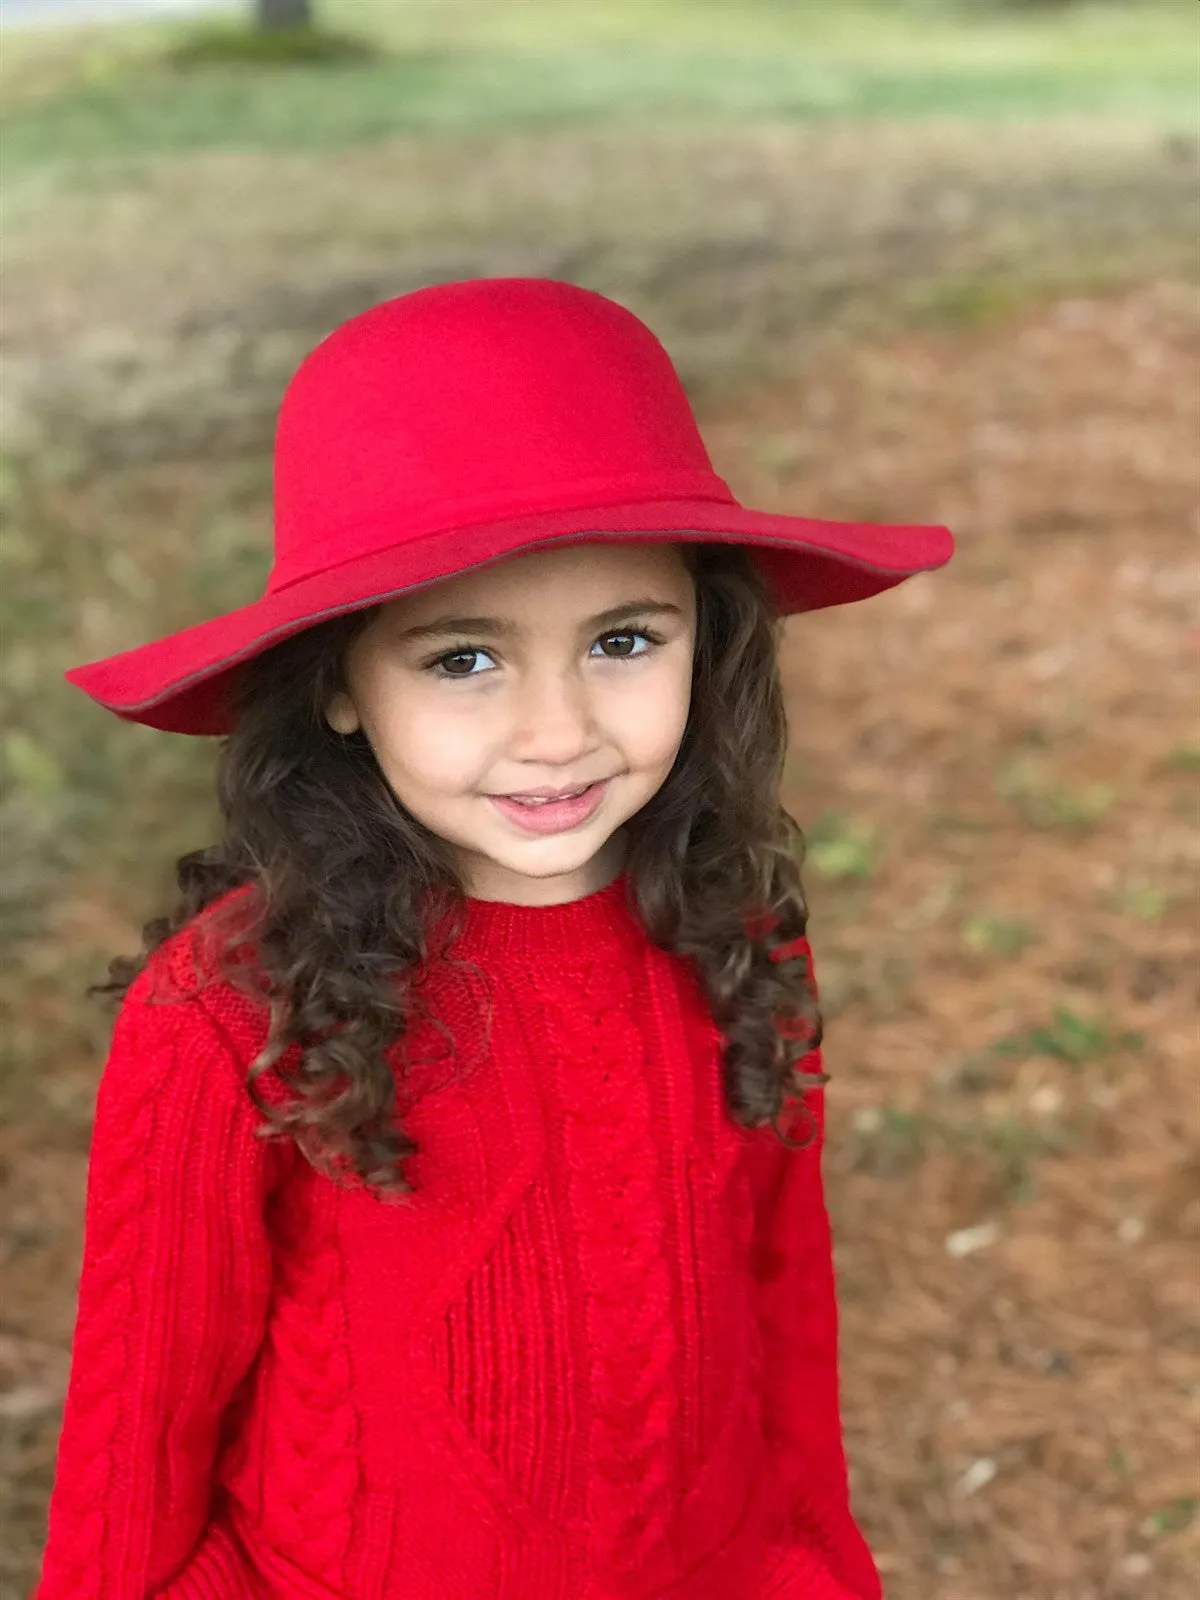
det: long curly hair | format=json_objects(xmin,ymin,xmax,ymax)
[{"xmin": 93, "ymin": 540, "xmax": 828, "ymax": 1198}]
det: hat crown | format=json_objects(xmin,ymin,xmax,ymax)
[{"xmin": 269, "ymin": 278, "xmax": 730, "ymax": 593}]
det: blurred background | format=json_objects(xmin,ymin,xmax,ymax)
[{"xmin": 1, "ymin": 1, "xmax": 1197, "ymax": 1594}]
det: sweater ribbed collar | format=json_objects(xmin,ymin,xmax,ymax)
[{"xmin": 450, "ymin": 868, "xmax": 645, "ymax": 964}]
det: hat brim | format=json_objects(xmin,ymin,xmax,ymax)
[{"xmin": 65, "ymin": 499, "xmax": 954, "ymax": 735}]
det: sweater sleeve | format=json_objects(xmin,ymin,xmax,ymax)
[
  {"xmin": 37, "ymin": 971, "xmax": 281, "ymax": 1599},
  {"xmin": 746, "ymin": 1070, "xmax": 883, "ymax": 1600}
]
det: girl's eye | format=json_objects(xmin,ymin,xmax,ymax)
[
  {"xmin": 424, "ymin": 629, "xmax": 663, "ymax": 680},
  {"xmin": 427, "ymin": 646, "xmax": 496, "ymax": 679},
  {"xmin": 593, "ymin": 629, "xmax": 661, "ymax": 661}
]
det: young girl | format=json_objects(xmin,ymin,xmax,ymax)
[{"xmin": 38, "ymin": 277, "xmax": 953, "ymax": 1600}]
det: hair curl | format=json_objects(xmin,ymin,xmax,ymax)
[{"xmin": 93, "ymin": 540, "xmax": 828, "ymax": 1198}]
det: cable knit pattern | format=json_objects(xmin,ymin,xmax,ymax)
[
  {"xmin": 38, "ymin": 870, "xmax": 880, "ymax": 1600},
  {"xmin": 542, "ymin": 957, "xmax": 680, "ymax": 1590},
  {"xmin": 39, "ymin": 966, "xmax": 282, "ymax": 1598},
  {"xmin": 255, "ymin": 1170, "xmax": 361, "ymax": 1580}
]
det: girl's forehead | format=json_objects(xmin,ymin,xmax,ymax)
[{"xmin": 378, "ymin": 541, "xmax": 693, "ymax": 624}]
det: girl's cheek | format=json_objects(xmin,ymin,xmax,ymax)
[
  {"xmin": 618, "ymin": 670, "xmax": 692, "ymax": 760},
  {"xmin": 390, "ymin": 705, "xmax": 498, "ymax": 793}
]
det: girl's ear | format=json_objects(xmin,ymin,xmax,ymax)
[{"xmin": 325, "ymin": 690, "xmax": 361, "ymax": 736}]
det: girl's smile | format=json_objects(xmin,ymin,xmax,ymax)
[{"xmin": 488, "ymin": 776, "xmax": 612, "ymax": 834}]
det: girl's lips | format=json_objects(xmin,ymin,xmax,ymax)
[{"xmin": 489, "ymin": 780, "xmax": 609, "ymax": 835}]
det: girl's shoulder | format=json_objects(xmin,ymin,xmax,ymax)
[
  {"xmin": 122, "ymin": 883, "xmax": 271, "ymax": 1068},
  {"xmin": 95, "ymin": 886, "xmax": 297, "ymax": 1181}
]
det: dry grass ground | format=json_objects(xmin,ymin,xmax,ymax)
[
  {"xmin": 0, "ymin": 66, "xmax": 1197, "ymax": 1600},
  {"xmin": 735, "ymin": 280, "xmax": 1200, "ymax": 1595}
]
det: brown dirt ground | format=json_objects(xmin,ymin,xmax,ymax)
[{"xmin": 2, "ymin": 279, "xmax": 1198, "ymax": 1597}]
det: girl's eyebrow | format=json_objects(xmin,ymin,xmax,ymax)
[{"xmin": 395, "ymin": 599, "xmax": 686, "ymax": 644}]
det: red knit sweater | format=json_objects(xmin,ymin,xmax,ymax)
[{"xmin": 38, "ymin": 872, "xmax": 881, "ymax": 1600}]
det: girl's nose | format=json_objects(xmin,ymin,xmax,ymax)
[{"xmin": 506, "ymin": 664, "xmax": 600, "ymax": 763}]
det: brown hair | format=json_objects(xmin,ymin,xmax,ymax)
[{"xmin": 94, "ymin": 541, "xmax": 827, "ymax": 1197}]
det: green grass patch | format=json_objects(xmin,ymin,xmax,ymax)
[
  {"xmin": 979, "ymin": 1109, "xmax": 1077, "ymax": 1201},
  {"xmin": 1, "ymin": 0, "xmax": 1194, "ymax": 187},
  {"xmin": 858, "ymin": 1003, "xmax": 1151, "ymax": 1195},
  {"xmin": 1139, "ymin": 1496, "xmax": 1199, "ymax": 1540},
  {"xmin": 960, "ymin": 913, "xmax": 1039, "ymax": 957},
  {"xmin": 996, "ymin": 755, "xmax": 1120, "ymax": 830},
  {"xmin": 166, "ymin": 21, "xmax": 380, "ymax": 69},
  {"xmin": 806, "ymin": 813, "xmax": 881, "ymax": 882},
  {"xmin": 989, "ymin": 1004, "xmax": 1146, "ymax": 1068},
  {"xmin": 1105, "ymin": 881, "xmax": 1174, "ymax": 919},
  {"xmin": 846, "ymin": 1101, "xmax": 1075, "ymax": 1196},
  {"xmin": 929, "ymin": 1006, "xmax": 1147, "ymax": 1102}
]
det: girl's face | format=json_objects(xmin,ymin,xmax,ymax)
[{"xmin": 325, "ymin": 541, "xmax": 697, "ymax": 905}]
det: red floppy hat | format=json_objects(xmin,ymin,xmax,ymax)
[{"xmin": 65, "ymin": 277, "xmax": 955, "ymax": 736}]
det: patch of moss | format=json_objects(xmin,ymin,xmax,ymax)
[{"xmin": 165, "ymin": 23, "xmax": 381, "ymax": 71}]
